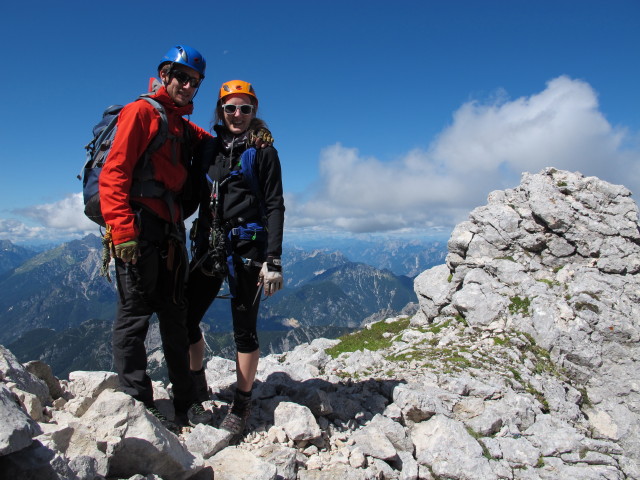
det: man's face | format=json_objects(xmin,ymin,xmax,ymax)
[{"xmin": 161, "ymin": 65, "xmax": 202, "ymax": 107}]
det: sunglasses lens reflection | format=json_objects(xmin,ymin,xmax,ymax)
[{"xmin": 223, "ymin": 104, "xmax": 254, "ymax": 115}]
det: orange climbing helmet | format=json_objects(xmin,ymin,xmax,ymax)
[{"xmin": 218, "ymin": 80, "xmax": 258, "ymax": 105}]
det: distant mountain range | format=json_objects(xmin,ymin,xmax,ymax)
[
  {"xmin": 261, "ymin": 262, "xmax": 415, "ymax": 328},
  {"xmin": 6, "ymin": 321, "xmax": 114, "ymax": 379},
  {"xmin": 322, "ymin": 238, "xmax": 448, "ymax": 278},
  {"xmin": 0, "ymin": 236, "xmax": 114, "ymax": 345},
  {"xmin": 0, "ymin": 239, "xmax": 37, "ymax": 275},
  {"xmin": 0, "ymin": 234, "xmax": 447, "ymax": 379},
  {"xmin": 285, "ymin": 237, "xmax": 448, "ymax": 278}
]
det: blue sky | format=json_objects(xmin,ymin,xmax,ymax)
[{"xmin": 1, "ymin": 0, "xmax": 639, "ymax": 245}]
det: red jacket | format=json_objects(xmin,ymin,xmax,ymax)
[{"xmin": 99, "ymin": 87, "xmax": 211, "ymax": 244}]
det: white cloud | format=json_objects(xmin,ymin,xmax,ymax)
[
  {"xmin": 8, "ymin": 193, "xmax": 98, "ymax": 241},
  {"xmin": 0, "ymin": 218, "xmax": 46, "ymax": 241},
  {"xmin": 7, "ymin": 76, "xmax": 640, "ymax": 243},
  {"xmin": 431, "ymin": 76, "xmax": 627, "ymax": 176},
  {"xmin": 288, "ymin": 76, "xmax": 640, "ymax": 234}
]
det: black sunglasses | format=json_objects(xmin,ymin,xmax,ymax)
[
  {"xmin": 222, "ymin": 104, "xmax": 254, "ymax": 115},
  {"xmin": 171, "ymin": 70, "xmax": 202, "ymax": 88}
]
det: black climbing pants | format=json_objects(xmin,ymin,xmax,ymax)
[
  {"xmin": 186, "ymin": 256, "xmax": 262, "ymax": 354},
  {"xmin": 112, "ymin": 211, "xmax": 196, "ymax": 412}
]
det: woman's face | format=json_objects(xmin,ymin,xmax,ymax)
[{"xmin": 221, "ymin": 93, "xmax": 255, "ymax": 135}]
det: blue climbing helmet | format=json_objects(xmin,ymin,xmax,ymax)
[{"xmin": 158, "ymin": 45, "xmax": 206, "ymax": 78}]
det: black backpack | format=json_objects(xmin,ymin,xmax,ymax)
[{"xmin": 78, "ymin": 95, "xmax": 170, "ymax": 227}]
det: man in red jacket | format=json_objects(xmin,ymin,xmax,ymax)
[{"xmin": 99, "ymin": 45, "xmax": 213, "ymax": 431}]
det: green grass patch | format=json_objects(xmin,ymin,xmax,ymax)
[
  {"xmin": 386, "ymin": 351, "xmax": 418, "ymax": 362},
  {"xmin": 508, "ymin": 367, "xmax": 523, "ymax": 383},
  {"xmin": 520, "ymin": 332, "xmax": 536, "ymax": 345},
  {"xmin": 466, "ymin": 427, "xmax": 492, "ymax": 459},
  {"xmin": 525, "ymin": 383, "xmax": 550, "ymax": 412},
  {"xmin": 428, "ymin": 319, "xmax": 452, "ymax": 335},
  {"xmin": 325, "ymin": 318, "xmax": 411, "ymax": 358},
  {"xmin": 509, "ymin": 296, "xmax": 531, "ymax": 316},
  {"xmin": 385, "ymin": 344, "xmax": 473, "ymax": 372},
  {"xmin": 515, "ymin": 331, "xmax": 566, "ymax": 379},
  {"xmin": 577, "ymin": 387, "xmax": 592, "ymax": 408},
  {"xmin": 575, "ymin": 302, "xmax": 600, "ymax": 314}
]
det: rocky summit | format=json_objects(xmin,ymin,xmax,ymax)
[{"xmin": 0, "ymin": 168, "xmax": 638, "ymax": 480}]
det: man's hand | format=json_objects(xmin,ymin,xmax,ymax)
[
  {"xmin": 114, "ymin": 240, "xmax": 139, "ymax": 264},
  {"xmin": 258, "ymin": 259, "xmax": 283, "ymax": 296},
  {"xmin": 249, "ymin": 128, "xmax": 274, "ymax": 149}
]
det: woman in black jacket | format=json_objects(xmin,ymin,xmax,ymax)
[{"xmin": 186, "ymin": 80, "xmax": 285, "ymax": 435}]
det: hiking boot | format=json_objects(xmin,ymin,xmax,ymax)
[
  {"xmin": 191, "ymin": 368, "xmax": 210, "ymax": 403},
  {"xmin": 220, "ymin": 402, "xmax": 251, "ymax": 436},
  {"xmin": 146, "ymin": 405, "xmax": 180, "ymax": 435},
  {"xmin": 187, "ymin": 402, "xmax": 213, "ymax": 426},
  {"xmin": 219, "ymin": 409, "xmax": 249, "ymax": 436}
]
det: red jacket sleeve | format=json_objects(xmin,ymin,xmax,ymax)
[
  {"xmin": 99, "ymin": 101, "xmax": 162, "ymax": 244},
  {"xmin": 187, "ymin": 119, "xmax": 213, "ymax": 145}
]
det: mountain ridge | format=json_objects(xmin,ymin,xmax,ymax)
[{"xmin": 3, "ymin": 236, "xmax": 440, "ymax": 378}]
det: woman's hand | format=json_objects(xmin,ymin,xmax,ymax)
[
  {"xmin": 249, "ymin": 128, "xmax": 274, "ymax": 149},
  {"xmin": 258, "ymin": 259, "xmax": 283, "ymax": 296}
]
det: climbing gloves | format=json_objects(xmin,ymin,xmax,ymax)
[
  {"xmin": 259, "ymin": 257, "xmax": 283, "ymax": 296},
  {"xmin": 249, "ymin": 128, "xmax": 274, "ymax": 148},
  {"xmin": 114, "ymin": 239, "xmax": 139, "ymax": 264}
]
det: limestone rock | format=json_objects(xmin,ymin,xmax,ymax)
[
  {"xmin": 76, "ymin": 389, "xmax": 202, "ymax": 479},
  {"xmin": 25, "ymin": 360, "xmax": 64, "ymax": 400},
  {"xmin": 274, "ymin": 401, "xmax": 322, "ymax": 441},
  {"xmin": 67, "ymin": 370, "xmax": 119, "ymax": 399},
  {"xmin": 0, "ymin": 383, "xmax": 41, "ymax": 455},
  {"xmin": 412, "ymin": 414, "xmax": 497, "ymax": 480},
  {"xmin": 207, "ymin": 447, "xmax": 277, "ymax": 480},
  {"xmin": 184, "ymin": 423, "xmax": 233, "ymax": 459},
  {"xmin": 0, "ymin": 344, "xmax": 50, "ymax": 404}
]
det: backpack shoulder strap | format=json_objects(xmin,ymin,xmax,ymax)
[
  {"xmin": 180, "ymin": 118, "xmax": 193, "ymax": 166},
  {"xmin": 138, "ymin": 95, "xmax": 168, "ymax": 155},
  {"xmin": 239, "ymin": 147, "xmax": 258, "ymax": 195},
  {"xmin": 238, "ymin": 147, "xmax": 266, "ymax": 218},
  {"xmin": 130, "ymin": 95, "xmax": 170, "ymax": 183}
]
